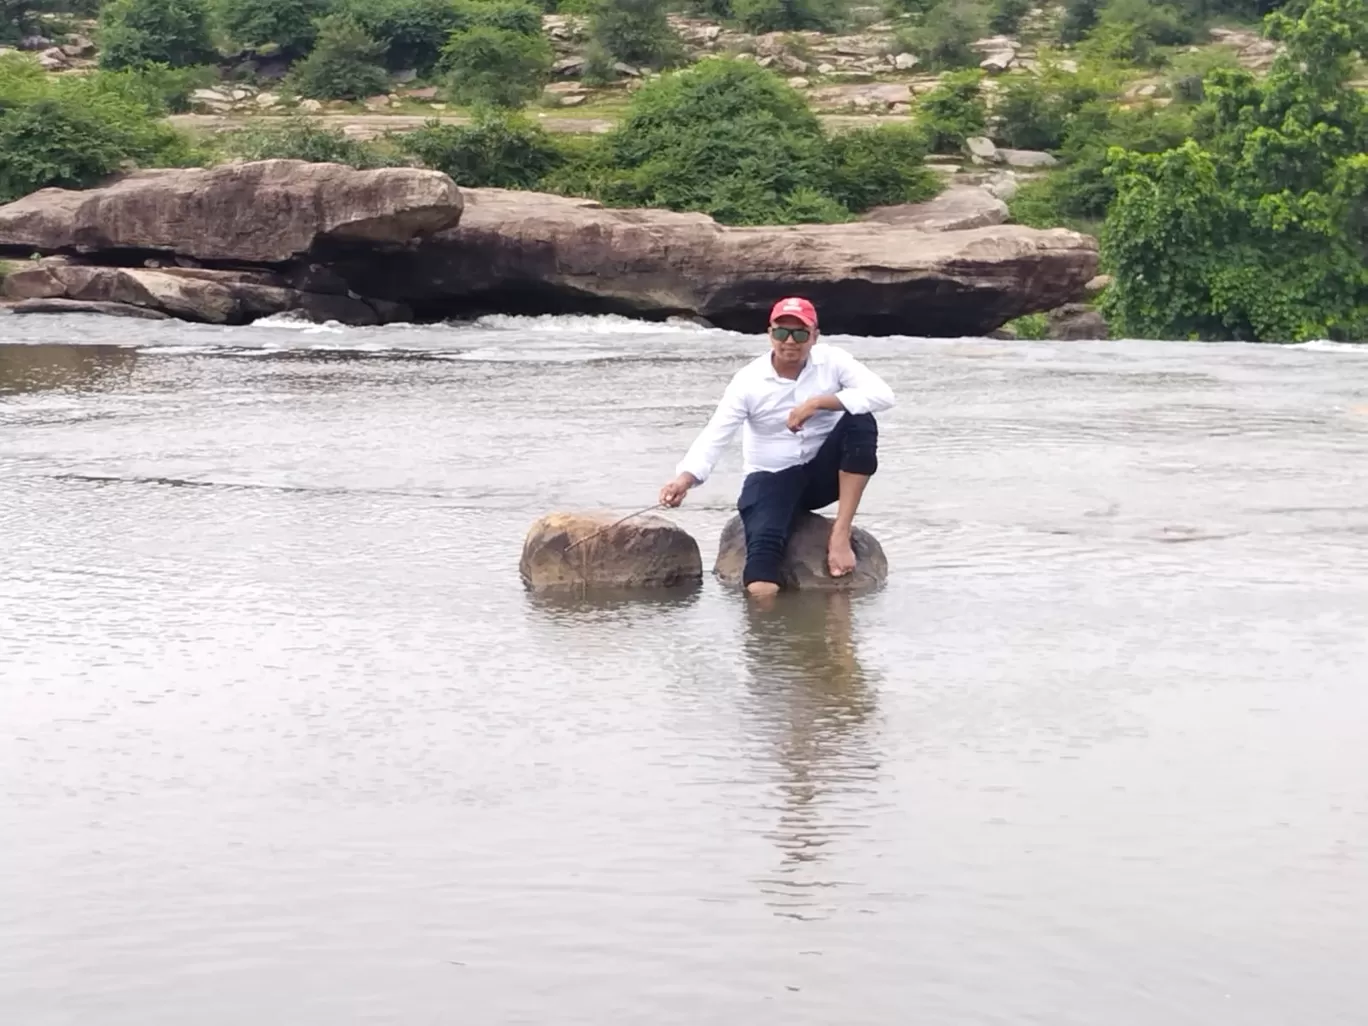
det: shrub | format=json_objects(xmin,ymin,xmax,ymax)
[
  {"xmin": 453, "ymin": 0, "xmax": 543, "ymax": 34},
  {"xmin": 915, "ymin": 69, "xmax": 987, "ymax": 152},
  {"xmin": 291, "ymin": 15, "xmax": 390, "ymax": 101},
  {"xmin": 214, "ymin": 0, "xmax": 331, "ymax": 56},
  {"xmin": 335, "ymin": 0, "xmax": 463, "ymax": 73},
  {"xmin": 826, "ymin": 123, "xmax": 940, "ymax": 210},
  {"xmin": 219, "ymin": 115, "xmax": 406, "ymax": 166},
  {"xmin": 1058, "ymin": 0, "xmax": 1101, "ymax": 43},
  {"xmin": 731, "ymin": 0, "xmax": 841, "ymax": 33},
  {"xmin": 991, "ymin": 67, "xmax": 1101, "ymax": 150},
  {"xmin": 906, "ymin": 0, "xmax": 984, "ymax": 70},
  {"xmin": 97, "ymin": 0, "xmax": 218, "ymax": 70},
  {"xmin": 546, "ymin": 60, "xmax": 942, "ymax": 225},
  {"xmin": 442, "ymin": 25, "xmax": 551, "ymax": 108},
  {"xmin": 988, "ymin": 0, "xmax": 1030, "ymax": 33},
  {"xmin": 400, "ymin": 109, "xmax": 565, "ymax": 186},
  {"xmin": 0, "ymin": 56, "xmax": 205, "ymax": 202},
  {"xmin": 587, "ymin": 0, "xmax": 682, "ymax": 70}
]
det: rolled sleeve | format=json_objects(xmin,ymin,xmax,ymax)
[{"xmin": 833, "ymin": 349, "xmax": 895, "ymax": 415}]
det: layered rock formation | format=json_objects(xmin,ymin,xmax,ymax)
[
  {"xmin": 330, "ymin": 187, "xmax": 1098, "ymax": 336},
  {"xmin": 714, "ymin": 512, "xmax": 888, "ymax": 592},
  {"xmin": 519, "ymin": 512, "xmax": 703, "ymax": 594},
  {"xmin": 0, "ymin": 160, "xmax": 1098, "ymax": 334}
]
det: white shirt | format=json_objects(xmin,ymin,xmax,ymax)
[{"xmin": 676, "ymin": 342, "xmax": 895, "ymax": 484}]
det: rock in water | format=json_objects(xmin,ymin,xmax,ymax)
[
  {"xmin": 0, "ymin": 160, "xmax": 462, "ymax": 264},
  {"xmin": 520, "ymin": 512, "xmax": 703, "ymax": 594},
  {"xmin": 714, "ymin": 512, "xmax": 888, "ymax": 592}
]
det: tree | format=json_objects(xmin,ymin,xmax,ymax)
[
  {"xmin": 730, "ymin": 0, "xmax": 839, "ymax": 33},
  {"xmin": 400, "ymin": 109, "xmax": 565, "ymax": 187},
  {"xmin": 441, "ymin": 25, "xmax": 551, "ymax": 108},
  {"xmin": 97, "ymin": 0, "xmax": 218, "ymax": 70},
  {"xmin": 214, "ymin": 0, "xmax": 331, "ymax": 57},
  {"xmin": 587, "ymin": 0, "xmax": 682, "ymax": 71},
  {"xmin": 291, "ymin": 15, "xmax": 391, "ymax": 100},
  {"xmin": 334, "ymin": 0, "xmax": 465, "ymax": 74},
  {"xmin": 1100, "ymin": 0, "xmax": 1368, "ymax": 341}
]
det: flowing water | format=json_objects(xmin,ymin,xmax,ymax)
[{"xmin": 3, "ymin": 311, "xmax": 1368, "ymax": 1025}]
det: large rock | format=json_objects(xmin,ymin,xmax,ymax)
[
  {"xmin": 8, "ymin": 298, "xmax": 171, "ymax": 319},
  {"xmin": 1047, "ymin": 303, "xmax": 1110, "ymax": 340},
  {"xmin": 0, "ymin": 160, "xmax": 463, "ymax": 264},
  {"xmin": 862, "ymin": 185, "xmax": 1009, "ymax": 232},
  {"xmin": 329, "ymin": 187, "xmax": 1099, "ymax": 337},
  {"xmin": 519, "ymin": 512, "xmax": 703, "ymax": 594},
  {"xmin": 714, "ymin": 512, "xmax": 888, "ymax": 593},
  {"xmin": 0, "ymin": 262, "xmax": 403, "ymax": 325}
]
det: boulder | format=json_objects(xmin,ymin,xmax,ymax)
[
  {"xmin": 9, "ymin": 298, "xmax": 172, "ymax": 320},
  {"xmin": 0, "ymin": 263, "xmax": 404, "ymax": 325},
  {"xmin": 980, "ymin": 49, "xmax": 1016, "ymax": 73},
  {"xmin": 1047, "ymin": 303, "xmax": 1109, "ymax": 340},
  {"xmin": 0, "ymin": 160, "xmax": 463, "ymax": 265},
  {"xmin": 1083, "ymin": 273, "xmax": 1112, "ymax": 298},
  {"xmin": 519, "ymin": 512, "xmax": 703, "ymax": 594},
  {"xmin": 998, "ymin": 148, "xmax": 1057, "ymax": 168},
  {"xmin": 965, "ymin": 136, "xmax": 1001, "ymax": 164},
  {"xmin": 893, "ymin": 51, "xmax": 918, "ymax": 70},
  {"xmin": 714, "ymin": 512, "xmax": 888, "ymax": 593},
  {"xmin": 325, "ymin": 186, "xmax": 1098, "ymax": 337},
  {"xmin": 861, "ymin": 185, "xmax": 1008, "ymax": 232}
]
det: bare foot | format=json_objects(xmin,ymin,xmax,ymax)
[
  {"xmin": 828, "ymin": 527, "xmax": 857, "ymax": 578},
  {"xmin": 746, "ymin": 581, "xmax": 781, "ymax": 600}
]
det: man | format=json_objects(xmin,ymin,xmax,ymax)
[{"xmin": 658, "ymin": 296, "xmax": 895, "ymax": 598}]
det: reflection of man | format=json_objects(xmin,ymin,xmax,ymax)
[{"xmin": 659, "ymin": 297, "xmax": 895, "ymax": 598}]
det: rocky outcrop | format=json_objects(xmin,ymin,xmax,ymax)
[
  {"xmin": 0, "ymin": 160, "xmax": 462, "ymax": 264},
  {"xmin": 1, "ymin": 260, "xmax": 408, "ymax": 325},
  {"xmin": 328, "ymin": 186, "xmax": 1098, "ymax": 336},
  {"xmin": 519, "ymin": 512, "xmax": 703, "ymax": 594},
  {"xmin": 8, "ymin": 298, "xmax": 171, "ymax": 319},
  {"xmin": 714, "ymin": 512, "xmax": 888, "ymax": 593},
  {"xmin": 0, "ymin": 161, "xmax": 1095, "ymax": 333}
]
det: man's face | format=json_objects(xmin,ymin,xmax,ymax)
[{"xmin": 769, "ymin": 315, "xmax": 816, "ymax": 363}]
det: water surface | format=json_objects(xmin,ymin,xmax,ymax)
[{"xmin": 3, "ymin": 312, "xmax": 1367, "ymax": 1025}]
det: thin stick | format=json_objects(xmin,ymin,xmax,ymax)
[{"xmin": 563, "ymin": 502, "xmax": 667, "ymax": 551}]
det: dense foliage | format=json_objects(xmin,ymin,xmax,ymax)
[
  {"xmin": 441, "ymin": 23, "xmax": 552, "ymax": 107},
  {"xmin": 289, "ymin": 14, "xmax": 390, "ymax": 100},
  {"xmin": 97, "ymin": 0, "xmax": 218, "ymax": 70},
  {"xmin": 1100, "ymin": 0, "xmax": 1368, "ymax": 341}
]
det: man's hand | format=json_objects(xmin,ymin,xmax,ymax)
[
  {"xmin": 659, "ymin": 472, "xmax": 698, "ymax": 508},
  {"xmin": 788, "ymin": 394, "xmax": 845, "ymax": 432}
]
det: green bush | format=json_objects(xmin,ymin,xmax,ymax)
[
  {"xmin": 587, "ymin": 0, "xmax": 682, "ymax": 70},
  {"xmin": 214, "ymin": 0, "xmax": 331, "ymax": 56},
  {"xmin": 453, "ymin": 0, "xmax": 543, "ymax": 34},
  {"xmin": 335, "ymin": 0, "xmax": 463, "ymax": 73},
  {"xmin": 441, "ymin": 24, "xmax": 551, "ymax": 108},
  {"xmin": 545, "ymin": 60, "xmax": 942, "ymax": 225},
  {"xmin": 988, "ymin": 0, "xmax": 1030, "ymax": 33},
  {"xmin": 1100, "ymin": 0, "xmax": 1368, "ymax": 341},
  {"xmin": 915, "ymin": 69, "xmax": 987, "ymax": 152},
  {"xmin": 219, "ymin": 115, "xmax": 406, "ymax": 166},
  {"xmin": 731, "ymin": 0, "xmax": 841, "ymax": 33},
  {"xmin": 1058, "ymin": 0, "xmax": 1101, "ymax": 43},
  {"xmin": 97, "ymin": 0, "xmax": 218, "ymax": 70},
  {"xmin": 906, "ymin": 0, "xmax": 985, "ymax": 70},
  {"xmin": 291, "ymin": 15, "xmax": 390, "ymax": 101},
  {"xmin": 991, "ymin": 67, "xmax": 1101, "ymax": 150},
  {"xmin": 0, "ymin": 53, "xmax": 205, "ymax": 202},
  {"xmin": 400, "ymin": 108, "xmax": 565, "ymax": 186},
  {"xmin": 826, "ymin": 123, "xmax": 940, "ymax": 210}
]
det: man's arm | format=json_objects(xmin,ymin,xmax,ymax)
[
  {"xmin": 787, "ymin": 349, "xmax": 895, "ymax": 431},
  {"xmin": 674, "ymin": 379, "xmax": 749, "ymax": 486}
]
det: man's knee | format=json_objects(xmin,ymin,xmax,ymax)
[{"xmin": 839, "ymin": 413, "xmax": 878, "ymax": 477}]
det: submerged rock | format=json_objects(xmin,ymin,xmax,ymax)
[
  {"xmin": 520, "ymin": 512, "xmax": 703, "ymax": 594},
  {"xmin": 714, "ymin": 512, "xmax": 888, "ymax": 593}
]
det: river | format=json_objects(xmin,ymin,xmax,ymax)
[{"xmin": 3, "ymin": 311, "xmax": 1368, "ymax": 1025}]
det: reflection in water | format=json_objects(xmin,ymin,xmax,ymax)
[
  {"xmin": 738, "ymin": 592, "xmax": 882, "ymax": 919},
  {"xmin": 0, "ymin": 343, "xmax": 138, "ymax": 395}
]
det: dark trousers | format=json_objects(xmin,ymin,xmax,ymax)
[{"xmin": 736, "ymin": 412, "xmax": 879, "ymax": 587}]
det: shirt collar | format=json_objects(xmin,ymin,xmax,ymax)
[{"xmin": 760, "ymin": 343, "xmax": 824, "ymax": 382}]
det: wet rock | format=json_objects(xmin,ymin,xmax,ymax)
[
  {"xmin": 714, "ymin": 512, "xmax": 888, "ymax": 593},
  {"xmin": 0, "ymin": 160, "xmax": 463, "ymax": 265},
  {"xmin": 329, "ymin": 185, "xmax": 1099, "ymax": 337},
  {"xmin": 861, "ymin": 185, "xmax": 1008, "ymax": 232},
  {"xmin": 9, "ymin": 298, "xmax": 172, "ymax": 320},
  {"xmin": 519, "ymin": 512, "xmax": 703, "ymax": 594},
  {"xmin": 1047, "ymin": 303, "xmax": 1109, "ymax": 340}
]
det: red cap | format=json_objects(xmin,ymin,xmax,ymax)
[{"xmin": 769, "ymin": 296, "xmax": 818, "ymax": 329}]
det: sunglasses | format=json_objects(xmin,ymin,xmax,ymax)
[{"xmin": 770, "ymin": 326, "xmax": 812, "ymax": 343}]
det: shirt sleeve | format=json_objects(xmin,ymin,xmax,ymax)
[
  {"xmin": 675, "ymin": 376, "xmax": 749, "ymax": 486},
  {"xmin": 832, "ymin": 348, "xmax": 896, "ymax": 415}
]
